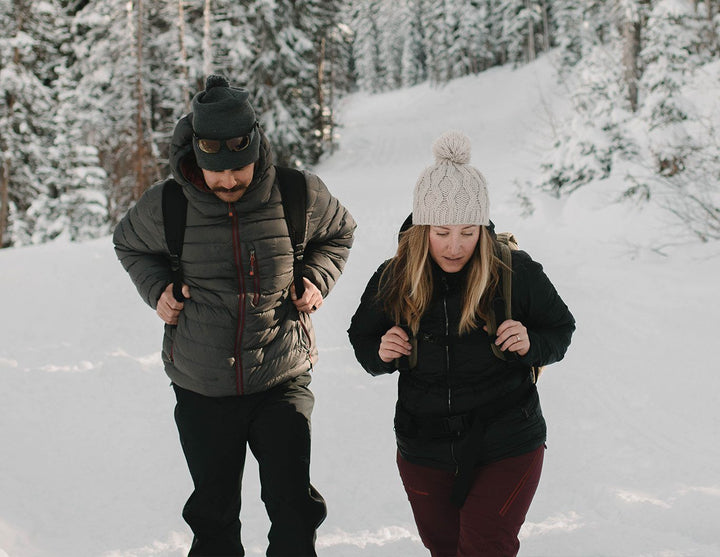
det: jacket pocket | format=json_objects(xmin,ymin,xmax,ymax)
[
  {"xmin": 163, "ymin": 323, "xmax": 177, "ymax": 364},
  {"xmin": 249, "ymin": 248, "xmax": 260, "ymax": 307},
  {"xmin": 297, "ymin": 313, "xmax": 313, "ymax": 353}
]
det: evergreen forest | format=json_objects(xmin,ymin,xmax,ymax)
[{"xmin": 1, "ymin": 0, "xmax": 718, "ymax": 247}]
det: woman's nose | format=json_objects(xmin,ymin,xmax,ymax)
[{"xmin": 448, "ymin": 238, "xmax": 462, "ymax": 254}]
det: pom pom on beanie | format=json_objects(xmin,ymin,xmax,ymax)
[
  {"xmin": 432, "ymin": 130, "xmax": 472, "ymax": 165},
  {"xmin": 413, "ymin": 131, "xmax": 490, "ymax": 226}
]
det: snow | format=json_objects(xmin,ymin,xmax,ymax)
[{"xmin": 2, "ymin": 54, "xmax": 719, "ymax": 557}]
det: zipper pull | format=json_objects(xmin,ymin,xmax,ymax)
[
  {"xmin": 228, "ymin": 202, "xmax": 234, "ymax": 217},
  {"xmin": 249, "ymin": 249, "xmax": 256, "ymax": 276}
]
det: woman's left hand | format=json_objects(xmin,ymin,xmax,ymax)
[{"xmin": 493, "ymin": 319, "xmax": 530, "ymax": 357}]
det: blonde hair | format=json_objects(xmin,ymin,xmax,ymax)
[{"xmin": 378, "ymin": 225, "xmax": 503, "ymax": 335}]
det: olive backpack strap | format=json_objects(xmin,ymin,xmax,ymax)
[
  {"xmin": 487, "ymin": 231, "xmax": 544, "ymax": 383},
  {"xmin": 161, "ymin": 179, "xmax": 188, "ymax": 303},
  {"xmin": 487, "ymin": 236, "xmax": 514, "ymax": 361},
  {"xmin": 274, "ymin": 166, "xmax": 308, "ymax": 298}
]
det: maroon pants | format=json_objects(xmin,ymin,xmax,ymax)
[{"xmin": 397, "ymin": 445, "xmax": 544, "ymax": 557}]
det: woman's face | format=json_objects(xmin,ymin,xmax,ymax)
[{"xmin": 428, "ymin": 225, "xmax": 481, "ymax": 273}]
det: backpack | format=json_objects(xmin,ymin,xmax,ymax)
[{"xmin": 161, "ymin": 165, "xmax": 308, "ymax": 303}]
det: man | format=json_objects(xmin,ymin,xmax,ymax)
[{"xmin": 113, "ymin": 75, "xmax": 355, "ymax": 556}]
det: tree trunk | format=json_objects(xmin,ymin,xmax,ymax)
[
  {"xmin": 177, "ymin": 0, "xmax": 191, "ymax": 113},
  {"xmin": 0, "ymin": 155, "xmax": 9, "ymax": 248},
  {"xmin": 622, "ymin": 19, "xmax": 640, "ymax": 111},
  {"xmin": 317, "ymin": 36, "xmax": 326, "ymax": 154},
  {"xmin": 525, "ymin": 0, "xmax": 536, "ymax": 62},
  {"xmin": 132, "ymin": 0, "xmax": 158, "ymax": 200},
  {"xmin": 541, "ymin": 1, "xmax": 550, "ymax": 51},
  {"xmin": 203, "ymin": 0, "xmax": 212, "ymax": 77}
]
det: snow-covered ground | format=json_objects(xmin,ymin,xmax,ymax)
[{"xmin": 2, "ymin": 55, "xmax": 719, "ymax": 557}]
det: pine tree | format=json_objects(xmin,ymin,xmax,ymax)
[
  {"xmin": 67, "ymin": 0, "xmax": 160, "ymax": 222},
  {"xmin": 377, "ymin": 1, "xmax": 404, "ymax": 90},
  {"xmin": 0, "ymin": 0, "xmax": 62, "ymax": 246},
  {"xmin": 400, "ymin": 0, "xmax": 428, "ymax": 87},
  {"xmin": 551, "ymin": 0, "xmax": 584, "ymax": 71},
  {"xmin": 349, "ymin": 0, "xmax": 382, "ymax": 93},
  {"xmin": 229, "ymin": 0, "xmax": 320, "ymax": 167},
  {"xmin": 422, "ymin": 0, "xmax": 452, "ymax": 84},
  {"xmin": 452, "ymin": 0, "xmax": 493, "ymax": 76},
  {"xmin": 33, "ymin": 63, "xmax": 110, "ymax": 243},
  {"xmin": 500, "ymin": 0, "xmax": 544, "ymax": 65},
  {"xmin": 640, "ymin": 0, "xmax": 707, "ymax": 173}
]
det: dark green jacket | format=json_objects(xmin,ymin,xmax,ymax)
[
  {"xmin": 348, "ymin": 248, "xmax": 575, "ymax": 471},
  {"xmin": 114, "ymin": 116, "xmax": 356, "ymax": 396}
]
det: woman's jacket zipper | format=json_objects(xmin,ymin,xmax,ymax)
[{"xmin": 441, "ymin": 276, "xmax": 459, "ymax": 473}]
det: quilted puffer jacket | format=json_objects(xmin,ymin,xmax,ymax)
[{"xmin": 114, "ymin": 115, "xmax": 356, "ymax": 396}]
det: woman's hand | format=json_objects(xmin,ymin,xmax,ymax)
[
  {"xmin": 379, "ymin": 326, "xmax": 413, "ymax": 363},
  {"xmin": 490, "ymin": 319, "xmax": 530, "ymax": 357}
]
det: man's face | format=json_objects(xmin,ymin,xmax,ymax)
[{"xmin": 202, "ymin": 163, "xmax": 255, "ymax": 203}]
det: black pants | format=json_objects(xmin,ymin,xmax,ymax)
[{"xmin": 172, "ymin": 373, "xmax": 327, "ymax": 557}]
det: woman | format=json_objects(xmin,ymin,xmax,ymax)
[{"xmin": 347, "ymin": 131, "xmax": 575, "ymax": 557}]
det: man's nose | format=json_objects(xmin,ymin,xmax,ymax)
[{"xmin": 217, "ymin": 171, "xmax": 237, "ymax": 189}]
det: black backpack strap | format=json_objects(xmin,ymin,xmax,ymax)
[
  {"xmin": 161, "ymin": 180, "xmax": 188, "ymax": 302},
  {"xmin": 275, "ymin": 166, "xmax": 308, "ymax": 298}
]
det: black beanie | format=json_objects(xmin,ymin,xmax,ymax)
[{"xmin": 191, "ymin": 75, "xmax": 260, "ymax": 171}]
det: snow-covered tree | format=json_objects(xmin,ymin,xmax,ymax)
[
  {"xmin": 539, "ymin": 37, "xmax": 638, "ymax": 194},
  {"xmin": 452, "ymin": 0, "xmax": 494, "ymax": 76},
  {"xmin": 639, "ymin": 0, "xmax": 708, "ymax": 172},
  {"xmin": 30, "ymin": 63, "xmax": 110, "ymax": 243},
  {"xmin": 377, "ymin": 1, "xmax": 405, "ymax": 90},
  {"xmin": 636, "ymin": 0, "xmax": 720, "ymax": 241},
  {"xmin": 0, "ymin": 0, "xmax": 62, "ymax": 246},
  {"xmin": 349, "ymin": 0, "xmax": 382, "ymax": 93},
  {"xmin": 228, "ymin": 0, "xmax": 323, "ymax": 167},
  {"xmin": 500, "ymin": 0, "xmax": 545, "ymax": 65},
  {"xmin": 400, "ymin": 0, "xmax": 428, "ymax": 87},
  {"xmin": 68, "ymin": 0, "xmax": 160, "ymax": 222}
]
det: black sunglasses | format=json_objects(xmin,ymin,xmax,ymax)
[{"xmin": 194, "ymin": 122, "xmax": 258, "ymax": 154}]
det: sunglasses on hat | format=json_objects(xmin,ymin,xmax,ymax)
[{"xmin": 194, "ymin": 122, "xmax": 258, "ymax": 154}]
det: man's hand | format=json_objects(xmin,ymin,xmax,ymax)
[
  {"xmin": 157, "ymin": 283, "xmax": 191, "ymax": 325},
  {"xmin": 291, "ymin": 277, "xmax": 323, "ymax": 314}
]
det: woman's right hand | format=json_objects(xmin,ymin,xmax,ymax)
[{"xmin": 379, "ymin": 326, "xmax": 413, "ymax": 362}]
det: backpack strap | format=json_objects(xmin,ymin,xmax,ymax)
[
  {"xmin": 162, "ymin": 180, "xmax": 188, "ymax": 302},
  {"xmin": 487, "ymin": 233, "xmax": 544, "ymax": 384},
  {"xmin": 487, "ymin": 239, "xmax": 513, "ymax": 360},
  {"xmin": 275, "ymin": 166, "xmax": 308, "ymax": 298}
]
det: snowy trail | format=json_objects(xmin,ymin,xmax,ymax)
[{"xmin": 1, "ymin": 55, "xmax": 719, "ymax": 557}]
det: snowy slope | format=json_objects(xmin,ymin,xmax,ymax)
[{"xmin": 1, "ymin": 54, "xmax": 719, "ymax": 557}]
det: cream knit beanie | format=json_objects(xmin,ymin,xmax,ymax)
[{"xmin": 412, "ymin": 131, "xmax": 490, "ymax": 226}]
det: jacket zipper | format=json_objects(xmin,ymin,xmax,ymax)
[
  {"xmin": 229, "ymin": 204, "xmax": 246, "ymax": 395},
  {"xmin": 249, "ymin": 248, "xmax": 260, "ymax": 306},
  {"xmin": 441, "ymin": 278, "xmax": 458, "ymax": 473}
]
